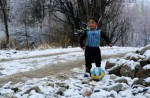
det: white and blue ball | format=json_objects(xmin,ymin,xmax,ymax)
[{"xmin": 91, "ymin": 67, "xmax": 105, "ymax": 80}]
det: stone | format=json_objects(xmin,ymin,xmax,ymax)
[
  {"xmin": 120, "ymin": 65, "xmax": 136, "ymax": 78},
  {"xmin": 108, "ymin": 65, "xmax": 122, "ymax": 76},
  {"xmin": 55, "ymin": 87, "xmax": 66, "ymax": 95},
  {"xmin": 120, "ymin": 61, "xmax": 140, "ymax": 78},
  {"xmin": 125, "ymin": 53, "xmax": 145, "ymax": 61},
  {"xmin": 11, "ymin": 87, "xmax": 19, "ymax": 93},
  {"xmin": 80, "ymin": 87, "xmax": 92, "ymax": 97},
  {"xmin": 110, "ymin": 74, "xmax": 117, "ymax": 80},
  {"xmin": 24, "ymin": 86, "xmax": 42, "ymax": 94},
  {"xmin": 55, "ymin": 82, "xmax": 69, "ymax": 89},
  {"xmin": 136, "ymin": 69, "xmax": 150, "ymax": 78},
  {"xmin": 46, "ymin": 82, "xmax": 55, "ymax": 88},
  {"xmin": 107, "ymin": 83, "xmax": 123, "ymax": 92},
  {"xmin": 140, "ymin": 60, "xmax": 150, "ymax": 67},
  {"xmin": 82, "ymin": 80, "xmax": 89, "ymax": 84},
  {"xmin": 115, "ymin": 78, "xmax": 128, "ymax": 84},
  {"xmin": 142, "ymin": 78, "xmax": 150, "ymax": 86},
  {"xmin": 105, "ymin": 59, "xmax": 117, "ymax": 70},
  {"xmin": 138, "ymin": 44, "xmax": 150, "ymax": 55},
  {"xmin": 131, "ymin": 78, "xmax": 143, "ymax": 86}
]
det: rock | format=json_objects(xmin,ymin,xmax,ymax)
[
  {"xmin": 80, "ymin": 87, "xmax": 92, "ymax": 97},
  {"xmin": 105, "ymin": 58, "xmax": 118, "ymax": 70},
  {"xmin": 108, "ymin": 65, "xmax": 122, "ymax": 76},
  {"xmin": 107, "ymin": 83, "xmax": 123, "ymax": 92},
  {"xmin": 124, "ymin": 53, "xmax": 145, "ymax": 61},
  {"xmin": 120, "ymin": 61, "xmax": 140, "ymax": 78},
  {"xmin": 143, "ymin": 77, "xmax": 150, "ymax": 86},
  {"xmin": 11, "ymin": 87, "xmax": 19, "ymax": 93},
  {"xmin": 120, "ymin": 65, "xmax": 136, "ymax": 78},
  {"xmin": 110, "ymin": 74, "xmax": 117, "ymax": 80},
  {"xmin": 82, "ymin": 80, "xmax": 89, "ymax": 84},
  {"xmin": 140, "ymin": 60, "xmax": 150, "ymax": 67},
  {"xmin": 0, "ymin": 96, "xmax": 11, "ymax": 98},
  {"xmin": 24, "ymin": 86, "xmax": 42, "ymax": 94},
  {"xmin": 55, "ymin": 82, "xmax": 69, "ymax": 89},
  {"xmin": 55, "ymin": 87, "xmax": 66, "ymax": 95},
  {"xmin": 45, "ymin": 82, "xmax": 54, "ymax": 88},
  {"xmin": 115, "ymin": 78, "xmax": 128, "ymax": 84},
  {"xmin": 138, "ymin": 44, "xmax": 150, "ymax": 55},
  {"xmin": 136, "ymin": 69, "xmax": 150, "ymax": 78},
  {"xmin": 94, "ymin": 90, "xmax": 100, "ymax": 93},
  {"xmin": 131, "ymin": 78, "xmax": 143, "ymax": 86}
]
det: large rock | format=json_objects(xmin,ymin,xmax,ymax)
[
  {"xmin": 131, "ymin": 78, "xmax": 143, "ymax": 86},
  {"xmin": 140, "ymin": 60, "xmax": 150, "ymax": 67},
  {"xmin": 143, "ymin": 77, "xmax": 150, "ymax": 86},
  {"xmin": 105, "ymin": 58, "xmax": 118, "ymax": 70},
  {"xmin": 137, "ymin": 44, "xmax": 150, "ymax": 55},
  {"xmin": 120, "ymin": 61, "xmax": 140, "ymax": 78},
  {"xmin": 125, "ymin": 53, "xmax": 145, "ymax": 61},
  {"xmin": 108, "ymin": 65, "xmax": 122, "ymax": 76},
  {"xmin": 143, "ymin": 50, "xmax": 150, "ymax": 62},
  {"xmin": 107, "ymin": 59, "xmax": 127, "ymax": 76},
  {"xmin": 136, "ymin": 64, "xmax": 150, "ymax": 78}
]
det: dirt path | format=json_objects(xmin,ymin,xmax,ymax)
[{"xmin": 0, "ymin": 52, "xmax": 127, "ymax": 86}]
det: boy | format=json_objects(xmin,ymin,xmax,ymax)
[{"xmin": 80, "ymin": 17, "xmax": 112, "ymax": 76}]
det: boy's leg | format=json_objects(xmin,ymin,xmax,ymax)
[
  {"xmin": 85, "ymin": 47, "xmax": 92, "ymax": 74},
  {"xmin": 85, "ymin": 61, "xmax": 92, "ymax": 73},
  {"xmin": 95, "ymin": 48, "xmax": 101, "ymax": 67}
]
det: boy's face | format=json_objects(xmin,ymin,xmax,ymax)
[{"xmin": 88, "ymin": 19, "xmax": 98, "ymax": 30}]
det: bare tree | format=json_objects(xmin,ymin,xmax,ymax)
[{"xmin": 0, "ymin": 0, "xmax": 9, "ymax": 45}]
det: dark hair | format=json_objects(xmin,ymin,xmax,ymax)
[{"xmin": 88, "ymin": 17, "xmax": 99, "ymax": 23}]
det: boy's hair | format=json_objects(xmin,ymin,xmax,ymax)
[{"xmin": 88, "ymin": 17, "xmax": 99, "ymax": 23}]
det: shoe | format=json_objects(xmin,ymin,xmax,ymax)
[{"xmin": 84, "ymin": 72, "xmax": 90, "ymax": 77}]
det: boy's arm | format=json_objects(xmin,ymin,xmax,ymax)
[
  {"xmin": 101, "ymin": 31, "xmax": 112, "ymax": 47},
  {"xmin": 80, "ymin": 31, "xmax": 87, "ymax": 49}
]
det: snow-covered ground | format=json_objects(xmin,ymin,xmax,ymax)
[
  {"xmin": 0, "ymin": 47, "xmax": 138, "ymax": 77},
  {"xmin": 1, "ymin": 46, "xmax": 149, "ymax": 98}
]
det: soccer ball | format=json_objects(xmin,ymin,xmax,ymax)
[{"xmin": 91, "ymin": 67, "xmax": 105, "ymax": 80}]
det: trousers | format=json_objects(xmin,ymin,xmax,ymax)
[{"xmin": 85, "ymin": 46, "xmax": 101, "ymax": 72}]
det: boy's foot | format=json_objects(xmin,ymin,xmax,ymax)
[{"xmin": 84, "ymin": 72, "xmax": 91, "ymax": 77}]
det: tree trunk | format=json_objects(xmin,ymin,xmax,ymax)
[{"xmin": 2, "ymin": 9, "xmax": 9, "ymax": 44}]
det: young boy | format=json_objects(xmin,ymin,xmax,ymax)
[{"xmin": 80, "ymin": 17, "xmax": 112, "ymax": 76}]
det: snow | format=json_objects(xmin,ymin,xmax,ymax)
[
  {"xmin": 0, "ymin": 46, "xmax": 150, "ymax": 98},
  {"xmin": 124, "ymin": 53, "xmax": 145, "ymax": 60},
  {"xmin": 143, "ymin": 64, "xmax": 150, "ymax": 70},
  {"xmin": 144, "ymin": 50, "xmax": 150, "ymax": 60},
  {"xmin": 107, "ymin": 58, "xmax": 140, "ymax": 71},
  {"xmin": 107, "ymin": 58, "xmax": 118, "ymax": 64},
  {"xmin": 0, "ymin": 74, "xmax": 149, "ymax": 98},
  {"xmin": 144, "ymin": 77, "xmax": 150, "ymax": 83},
  {"xmin": 0, "ymin": 47, "xmax": 138, "ymax": 77},
  {"xmin": 124, "ymin": 60, "xmax": 140, "ymax": 70}
]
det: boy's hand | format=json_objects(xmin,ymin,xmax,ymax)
[
  {"xmin": 82, "ymin": 46, "xmax": 86, "ymax": 50},
  {"xmin": 108, "ymin": 43, "xmax": 112, "ymax": 47}
]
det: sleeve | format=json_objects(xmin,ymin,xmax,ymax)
[
  {"xmin": 101, "ymin": 31, "xmax": 111, "ymax": 44},
  {"xmin": 79, "ymin": 30, "xmax": 87, "ymax": 48}
]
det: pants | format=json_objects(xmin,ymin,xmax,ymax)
[{"xmin": 85, "ymin": 46, "xmax": 101, "ymax": 72}]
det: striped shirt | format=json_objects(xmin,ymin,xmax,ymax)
[
  {"xmin": 86, "ymin": 30, "xmax": 101, "ymax": 47},
  {"xmin": 80, "ymin": 29, "xmax": 111, "ymax": 48}
]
